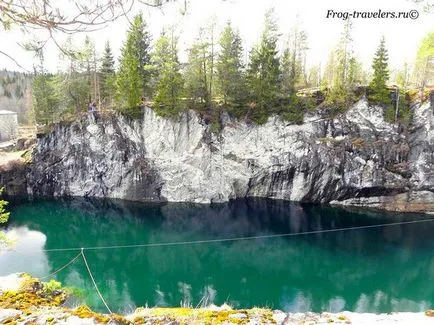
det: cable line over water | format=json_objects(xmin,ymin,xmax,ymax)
[
  {"xmin": 39, "ymin": 251, "xmax": 82, "ymax": 280},
  {"xmin": 13, "ymin": 217, "xmax": 434, "ymax": 254},
  {"xmin": 81, "ymin": 248, "xmax": 113, "ymax": 314},
  {"xmin": 17, "ymin": 216, "xmax": 434, "ymax": 314}
]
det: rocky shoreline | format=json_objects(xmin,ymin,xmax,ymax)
[{"xmin": 0, "ymin": 273, "xmax": 433, "ymax": 325}]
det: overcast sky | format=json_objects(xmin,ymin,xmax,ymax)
[{"xmin": 0, "ymin": 0, "xmax": 433, "ymax": 74}]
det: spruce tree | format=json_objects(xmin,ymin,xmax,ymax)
[
  {"xmin": 216, "ymin": 22, "xmax": 246, "ymax": 116},
  {"xmin": 100, "ymin": 40, "xmax": 115, "ymax": 108},
  {"xmin": 245, "ymin": 8, "xmax": 281, "ymax": 124},
  {"xmin": 152, "ymin": 28, "xmax": 184, "ymax": 116},
  {"xmin": 116, "ymin": 13, "xmax": 152, "ymax": 112},
  {"xmin": 185, "ymin": 28, "xmax": 212, "ymax": 109},
  {"xmin": 369, "ymin": 36, "xmax": 390, "ymax": 105}
]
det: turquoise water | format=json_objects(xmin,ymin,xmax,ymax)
[{"xmin": 1, "ymin": 198, "xmax": 434, "ymax": 314}]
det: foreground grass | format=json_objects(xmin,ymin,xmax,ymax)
[
  {"xmin": 0, "ymin": 274, "xmax": 279, "ymax": 324},
  {"xmin": 1, "ymin": 274, "xmax": 434, "ymax": 324}
]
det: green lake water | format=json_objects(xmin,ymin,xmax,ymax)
[{"xmin": 1, "ymin": 197, "xmax": 434, "ymax": 314}]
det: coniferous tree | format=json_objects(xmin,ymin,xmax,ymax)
[
  {"xmin": 307, "ymin": 65, "xmax": 321, "ymax": 88},
  {"xmin": 100, "ymin": 40, "xmax": 116, "ymax": 108},
  {"xmin": 396, "ymin": 62, "xmax": 411, "ymax": 93},
  {"xmin": 331, "ymin": 20, "xmax": 354, "ymax": 98},
  {"xmin": 281, "ymin": 25, "xmax": 308, "ymax": 97},
  {"xmin": 185, "ymin": 28, "xmax": 213, "ymax": 109},
  {"xmin": 325, "ymin": 19, "xmax": 363, "ymax": 109},
  {"xmin": 32, "ymin": 51, "xmax": 59, "ymax": 125},
  {"xmin": 369, "ymin": 36, "xmax": 390, "ymax": 105},
  {"xmin": 77, "ymin": 36, "xmax": 97, "ymax": 103},
  {"xmin": 152, "ymin": 28, "xmax": 184, "ymax": 116},
  {"xmin": 245, "ymin": 8, "xmax": 281, "ymax": 124},
  {"xmin": 116, "ymin": 13, "xmax": 152, "ymax": 111},
  {"xmin": 216, "ymin": 22, "xmax": 246, "ymax": 116},
  {"xmin": 53, "ymin": 37, "xmax": 93, "ymax": 115},
  {"xmin": 322, "ymin": 51, "xmax": 336, "ymax": 90}
]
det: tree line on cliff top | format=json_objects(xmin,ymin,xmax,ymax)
[{"xmin": 31, "ymin": 10, "xmax": 434, "ymax": 127}]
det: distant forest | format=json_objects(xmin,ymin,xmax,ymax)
[{"xmin": 0, "ymin": 70, "xmax": 32, "ymax": 124}]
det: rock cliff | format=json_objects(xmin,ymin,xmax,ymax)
[{"xmin": 3, "ymin": 98, "xmax": 434, "ymax": 212}]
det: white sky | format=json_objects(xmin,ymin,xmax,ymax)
[{"xmin": 0, "ymin": 0, "xmax": 433, "ymax": 74}]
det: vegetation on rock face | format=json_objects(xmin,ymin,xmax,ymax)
[
  {"xmin": 0, "ymin": 275, "xmax": 67, "ymax": 312},
  {"xmin": 0, "ymin": 188, "xmax": 10, "ymax": 224},
  {"xmin": 131, "ymin": 307, "xmax": 277, "ymax": 324},
  {"xmin": 0, "ymin": 273, "xmax": 282, "ymax": 325},
  {"xmin": 0, "ymin": 187, "xmax": 11, "ymax": 251}
]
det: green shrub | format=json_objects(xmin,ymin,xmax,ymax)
[
  {"xmin": 43, "ymin": 280, "xmax": 62, "ymax": 294},
  {"xmin": 0, "ymin": 188, "xmax": 10, "ymax": 224}
]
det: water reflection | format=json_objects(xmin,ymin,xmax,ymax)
[
  {"xmin": 0, "ymin": 227, "xmax": 49, "ymax": 277},
  {"xmin": 1, "ymin": 197, "xmax": 434, "ymax": 313}
]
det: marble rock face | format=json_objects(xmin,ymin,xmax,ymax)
[{"xmin": 9, "ymin": 99, "xmax": 434, "ymax": 212}]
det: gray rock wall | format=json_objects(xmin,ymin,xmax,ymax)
[{"xmin": 4, "ymin": 99, "xmax": 434, "ymax": 211}]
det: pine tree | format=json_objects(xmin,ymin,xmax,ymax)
[
  {"xmin": 306, "ymin": 65, "xmax": 321, "ymax": 88},
  {"xmin": 396, "ymin": 62, "xmax": 410, "ymax": 92},
  {"xmin": 54, "ymin": 37, "xmax": 92, "ymax": 115},
  {"xmin": 78, "ymin": 36, "xmax": 96, "ymax": 103},
  {"xmin": 216, "ymin": 22, "xmax": 246, "ymax": 116},
  {"xmin": 280, "ymin": 48, "xmax": 297, "ymax": 96},
  {"xmin": 116, "ymin": 13, "xmax": 152, "ymax": 112},
  {"xmin": 369, "ymin": 36, "xmax": 390, "ymax": 105},
  {"xmin": 334, "ymin": 20, "xmax": 353, "ymax": 91},
  {"xmin": 100, "ymin": 40, "xmax": 116, "ymax": 108},
  {"xmin": 322, "ymin": 51, "xmax": 336, "ymax": 90},
  {"xmin": 281, "ymin": 24, "xmax": 308, "ymax": 97},
  {"xmin": 245, "ymin": 8, "xmax": 281, "ymax": 124},
  {"xmin": 325, "ymin": 19, "xmax": 363, "ymax": 108},
  {"xmin": 32, "ymin": 51, "xmax": 59, "ymax": 125},
  {"xmin": 185, "ymin": 27, "xmax": 214, "ymax": 109},
  {"xmin": 152, "ymin": 28, "xmax": 184, "ymax": 116}
]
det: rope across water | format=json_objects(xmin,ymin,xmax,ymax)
[
  {"xmin": 80, "ymin": 248, "xmax": 112, "ymax": 314},
  {"xmin": 20, "ymin": 217, "xmax": 434, "ymax": 314},
  {"xmin": 19, "ymin": 217, "xmax": 434, "ymax": 253}
]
